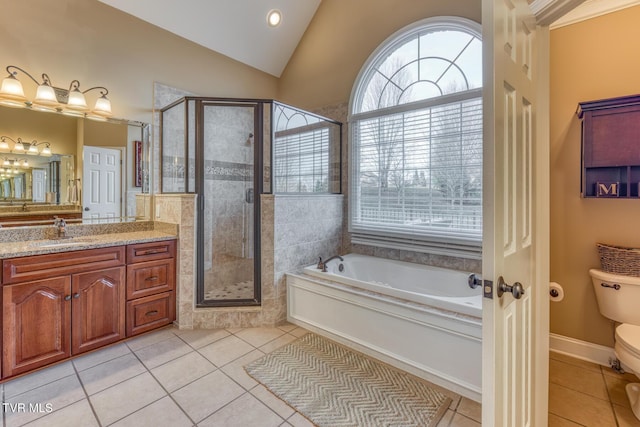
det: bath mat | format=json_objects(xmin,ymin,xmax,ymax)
[{"xmin": 245, "ymin": 333, "xmax": 452, "ymax": 427}]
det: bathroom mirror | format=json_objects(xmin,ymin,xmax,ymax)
[{"xmin": 0, "ymin": 105, "xmax": 150, "ymax": 224}]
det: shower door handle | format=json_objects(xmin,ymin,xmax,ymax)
[{"xmin": 245, "ymin": 188, "xmax": 254, "ymax": 203}]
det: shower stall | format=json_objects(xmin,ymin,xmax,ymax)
[{"xmin": 160, "ymin": 98, "xmax": 341, "ymax": 308}]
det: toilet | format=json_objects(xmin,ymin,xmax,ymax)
[{"xmin": 590, "ymin": 268, "xmax": 640, "ymax": 420}]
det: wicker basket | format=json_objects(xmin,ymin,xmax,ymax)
[{"xmin": 597, "ymin": 243, "xmax": 640, "ymax": 276}]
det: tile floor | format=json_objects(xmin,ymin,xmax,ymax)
[
  {"xmin": 0, "ymin": 324, "xmax": 481, "ymax": 427},
  {"xmin": 11, "ymin": 324, "xmax": 640, "ymax": 426},
  {"xmin": 549, "ymin": 351, "xmax": 640, "ymax": 427}
]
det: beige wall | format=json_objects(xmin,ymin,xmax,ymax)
[
  {"xmin": 550, "ymin": 6, "xmax": 640, "ymax": 347},
  {"xmin": 278, "ymin": 0, "xmax": 481, "ymax": 110},
  {"xmin": 0, "ymin": 107, "xmax": 77, "ymax": 156},
  {"xmin": 1, "ymin": 0, "xmax": 278, "ymax": 124},
  {"xmin": 84, "ymin": 119, "xmax": 128, "ymax": 148}
]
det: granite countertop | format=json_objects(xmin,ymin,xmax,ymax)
[{"xmin": 0, "ymin": 230, "xmax": 177, "ymax": 259}]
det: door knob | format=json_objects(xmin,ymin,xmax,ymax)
[{"xmin": 497, "ymin": 276, "xmax": 525, "ymax": 299}]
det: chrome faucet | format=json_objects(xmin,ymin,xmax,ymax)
[
  {"xmin": 318, "ymin": 255, "xmax": 344, "ymax": 272},
  {"xmin": 53, "ymin": 216, "xmax": 67, "ymax": 239}
]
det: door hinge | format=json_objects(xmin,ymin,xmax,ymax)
[{"xmin": 483, "ymin": 279, "xmax": 493, "ymax": 299}]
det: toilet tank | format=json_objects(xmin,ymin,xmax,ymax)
[{"xmin": 590, "ymin": 269, "xmax": 640, "ymax": 325}]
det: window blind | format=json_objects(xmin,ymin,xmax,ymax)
[
  {"xmin": 350, "ymin": 96, "xmax": 482, "ymax": 255},
  {"xmin": 273, "ymin": 127, "xmax": 330, "ymax": 193}
]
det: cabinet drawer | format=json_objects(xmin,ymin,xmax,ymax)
[
  {"xmin": 3, "ymin": 246, "xmax": 125, "ymax": 285},
  {"xmin": 126, "ymin": 258, "xmax": 175, "ymax": 300},
  {"xmin": 126, "ymin": 240, "xmax": 176, "ymax": 264},
  {"xmin": 126, "ymin": 292, "xmax": 175, "ymax": 337}
]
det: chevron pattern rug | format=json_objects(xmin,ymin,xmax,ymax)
[{"xmin": 245, "ymin": 333, "xmax": 452, "ymax": 427}]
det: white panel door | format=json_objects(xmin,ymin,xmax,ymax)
[
  {"xmin": 13, "ymin": 174, "xmax": 23, "ymax": 199},
  {"xmin": 31, "ymin": 169, "xmax": 46, "ymax": 203},
  {"xmin": 482, "ymin": 0, "xmax": 549, "ymax": 425},
  {"xmin": 83, "ymin": 146, "xmax": 121, "ymax": 221}
]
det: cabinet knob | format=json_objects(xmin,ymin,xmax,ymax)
[
  {"xmin": 145, "ymin": 276, "xmax": 159, "ymax": 282},
  {"xmin": 145, "ymin": 310, "xmax": 159, "ymax": 317},
  {"xmin": 64, "ymin": 295, "xmax": 71, "ymax": 301},
  {"xmin": 73, "ymin": 293, "xmax": 80, "ymax": 299}
]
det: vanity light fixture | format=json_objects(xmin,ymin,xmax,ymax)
[
  {"xmin": 0, "ymin": 136, "xmax": 52, "ymax": 156},
  {"xmin": 0, "ymin": 65, "xmax": 112, "ymax": 117},
  {"xmin": 267, "ymin": 9, "xmax": 282, "ymax": 27},
  {"xmin": 0, "ymin": 158, "xmax": 28, "ymax": 169}
]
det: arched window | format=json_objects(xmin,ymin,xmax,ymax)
[{"xmin": 349, "ymin": 17, "xmax": 482, "ymax": 257}]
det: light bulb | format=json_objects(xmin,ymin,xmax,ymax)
[
  {"xmin": 66, "ymin": 89, "xmax": 88, "ymax": 111},
  {"xmin": 0, "ymin": 75, "xmax": 26, "ymax": 101},
  {"xmin": 93, "ymin": 94, "xmax": 112, "ymax": 116},
  {"xmin": 34, "ymin": 83, "xmax": 60, "ymax": 108},
  {"xmin": 267, "ymin": 9, "xmax": 282, "ymax": 27}
]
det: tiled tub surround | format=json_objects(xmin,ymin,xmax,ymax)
[{"xmin": 273, "ymin": 194, "xmax": 344, "ymax": 300}]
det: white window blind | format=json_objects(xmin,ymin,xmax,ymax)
[
  {"xmin": 350, "ymin": 95, "xmax": 482, "ymax": 256},
  {"xmin": 274, "ymin": 127, "xmax": 329, "ymax": 193},
  {"xmin": 349, "ymin": 18, "xmax": 483, "ymax": 257}
]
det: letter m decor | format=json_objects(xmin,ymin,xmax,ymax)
[{"xmin": 596, "ymin": 182, "xmax": 620, "ymax": 197}]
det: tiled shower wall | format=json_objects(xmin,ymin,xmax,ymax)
[{"xmin": 155, "ymin": 193, "xmax": 282, "ymax": 328}]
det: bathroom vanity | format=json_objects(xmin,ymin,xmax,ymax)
[{"xmin": 0, "ymin": 233, "xmax": 176, "ymax": 379}]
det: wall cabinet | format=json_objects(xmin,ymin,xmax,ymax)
[
  {"xmin": 577, "ymin": 94, "xmax": 640, "ymax": 198},
  {"xmin": 1, "ymin": 240, "xmax": 175, "ymax": 379}
]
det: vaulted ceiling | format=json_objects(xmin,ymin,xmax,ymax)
[
  {"xmin": 99, "ymin": 0, "xmax": 640, "ymax": 77},
  {"xmin": 98, "ymin": 0, "xmax": 321, "ymax": 77}
]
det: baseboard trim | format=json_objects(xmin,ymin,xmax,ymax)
[{"xmin": 549, "ymin": 333, "xmax": 616, "ymax": 367}]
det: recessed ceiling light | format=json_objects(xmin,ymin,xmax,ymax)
[{"xmin": 267, "ymin": 9, "xmax": 282, "ymax": 27}]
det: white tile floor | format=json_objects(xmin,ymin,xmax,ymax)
[{"xmin": 0, "ymin": 325, "xmax": 481, "ymax": 427}]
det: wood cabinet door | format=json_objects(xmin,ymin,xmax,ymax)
[
  {"xmin": 3, "ymin": 276, "xmax": 72, "ymax": 377},
  {"xmin": 71, "ymin": 266, "xmax": 125, "ymax": 355}
]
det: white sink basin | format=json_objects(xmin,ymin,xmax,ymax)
[{"xmin": 32, "ymin": 239, "xmax": 94, "ymax": 248}]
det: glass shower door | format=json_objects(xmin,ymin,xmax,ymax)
[{"xmin": 199, "ymin": 102, "xmax": 258, "ymax": 305}]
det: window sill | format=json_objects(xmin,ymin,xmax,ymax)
[{"xmin": 350, "ymin": 233, "xmax": 482, "ymax": 260}]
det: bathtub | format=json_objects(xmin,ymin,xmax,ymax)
[{"xmin": 286, "ymin": 253, "xmax": 482, "ymax": 401}]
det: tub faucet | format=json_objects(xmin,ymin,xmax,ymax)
[{"xmin": 319, "ymin": 255, "xmax": 344, "ymax": 272}]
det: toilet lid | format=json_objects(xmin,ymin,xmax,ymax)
[{"xmin": 616, "ymin": 324, "xmax": 640, "ymax": 357}]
